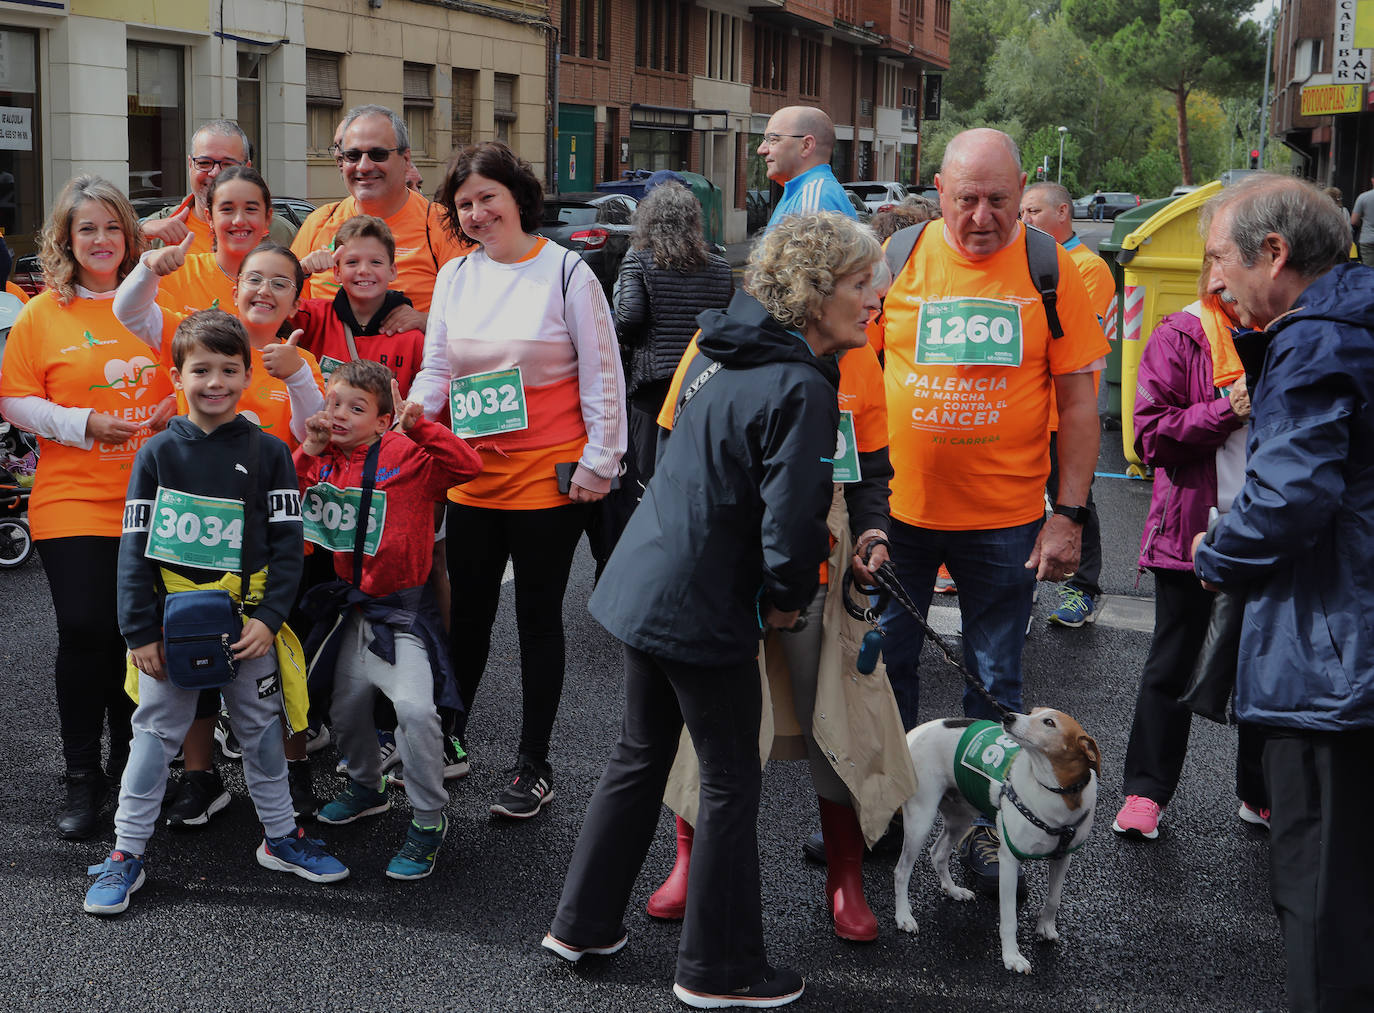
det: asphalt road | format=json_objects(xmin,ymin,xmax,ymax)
[{"xmin": 0, "ymin": 422, "xmax": 1286, "ymax": 1012}]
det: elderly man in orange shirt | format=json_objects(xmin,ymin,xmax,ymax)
[{"xmin": 870, "ymin": 129, "xmax": 1109, "ymax": 897}]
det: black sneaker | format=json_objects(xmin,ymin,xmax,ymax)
[
  {"xmin": 165, "ymin": 769, "xmax": 231, "ymax": 829},
  {"xmin": 288, "ymin": 759, "xmax": 318, "ymax": 820},
  {"xmin": 957, "ymin": 824, "xmax": 1027, "ymax": 903},
  {"xmin": 490, "ymin": 759, "xmax": 554, "ymax": 819},
  {"xmin": 802, "ymin": 813, "xmax": 902, "ymax": 865},
  {"xmin": 214, "ymin": 711, "xmax": 242, "ymax": 760},
  {"xmin": 673, "ymin": 966, "xmax": 804, "ymax": 1009},
  {"xmin": 57, "ymin": 769, "xmax": 109, "ymax": 841}
]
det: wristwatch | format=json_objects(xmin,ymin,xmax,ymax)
[{"xmin": 1052, "ymin": 503, "xmax": 1090, "ymax": 525}]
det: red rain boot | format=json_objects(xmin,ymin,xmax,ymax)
[
  {"xmin": 646, "ymin": 814, "xmax": 693, "ymax": 920},
  {"xmin": 818, "ymin": 797, "xmax": 878, "ymax": 941}
]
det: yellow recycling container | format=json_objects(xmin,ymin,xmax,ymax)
[{"xmin": 1114, "ymin": 181, "xmax": 1222, "ymax": 475}]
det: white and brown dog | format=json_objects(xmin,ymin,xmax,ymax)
[{"xmin": 892, "ymin": 708, "xmax": 1101, "ymax": 973}]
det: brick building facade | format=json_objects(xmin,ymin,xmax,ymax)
[{"xmin": 553, "ymin": 0, "xmax": 949, "ymax": 241}]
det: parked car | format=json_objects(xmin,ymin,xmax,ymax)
[
  {"xmin": 908, "ymin": 184, "xmax": 940, "ymax": 202},
  {"xmin": 843, "ymin": 189, "xmax": 872, "ymax": 223},
  {"xmin": 539, "ymin": 192, "xmax": 637, "ymax": 301},
  {"xmin": 1072, "ymin": 191, "xmax": 1141, "ymax": 220},
  {"xmin": 842, "ymin": 181, "xmax": 909, "ymax": 215}
]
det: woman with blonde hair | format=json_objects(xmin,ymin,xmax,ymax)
[
  {"xmin": 544, "ymin": 212, "xmax": 882, "ymax": 1009},
  {"xmin": 0, "ymin": 175, "xmax": 175, "ymax": 839}
]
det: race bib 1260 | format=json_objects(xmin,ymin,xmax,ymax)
[
  {"xmin": 832, "ymin": 411, "xmax": 861, "ymax": 483},
  {"xmin": 301, "ymin": 484, "xmax": 387, "ymax": 555},
  {"xmin": 145, "ymin": 488, "xmax": 244, "ymax": 571},
  {"xmin": 449, "ymin": 366, "xmax": 528, "ymax": 439},
  {"xmin": 916, "ymin": 298, "xmax": 1023, "ymax": 367}
]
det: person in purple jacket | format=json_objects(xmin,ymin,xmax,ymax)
[{"xmin": 1110, "ymin": 266, "xmax": 1269, "ymax": 842}]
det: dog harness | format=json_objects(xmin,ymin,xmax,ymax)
[{"xmin": 953, "ymin": 720, "xmax": 1091, "ymax": 862}]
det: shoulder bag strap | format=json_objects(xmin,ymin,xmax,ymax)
[
  {"xmin": 342, "ymin": 321, "xmax": 360, "ymax": 362},
  {"xmin": 351, "ymin": 439, "xmax": 382, "ymax": 588},
  {"xmin": 672, "ymin": 358, "xmax": 722, "ymax": 426},
  {"xmin": 237, "ymin": 431, "xmax": 260, "ymax": 611}
]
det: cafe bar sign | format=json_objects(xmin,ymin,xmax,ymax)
[{"xmin": 1300, "ymin": 83, "xmax": 1365, "ymax": 115}]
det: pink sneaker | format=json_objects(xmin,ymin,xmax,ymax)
[
  {"xmin": 1112, "ymin": 795, "xmax": 1163, "ymax": 839},
  {"xmin": 1238, "ymin": 802, "xmax": 1271, "ymax": 829}
]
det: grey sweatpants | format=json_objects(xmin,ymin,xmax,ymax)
[
  {"xmin": 114, "ymin": 652, "xmax": 296, "ymax": 854},
  {"xmin": 777, "ymin": 586, "xmax": 851, "ymax": 804},
  {"xmin": 330, "ymin": 612, "xmax": 447, "ymax": 825}
]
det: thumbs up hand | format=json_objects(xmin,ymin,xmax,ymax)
[
  {"xmin": 261, "ymin": 328, "xmax": 305, "ymax": 379},
  {"xmin": 145, "ymin": 231, "xmax": 195, "ymax": 277}
]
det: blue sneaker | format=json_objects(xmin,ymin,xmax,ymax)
[
  {"xmin": 256, "ymin": 828, "xmax": 349, "ymax": 883},
  {"xmin": 84, "ymin": 851, "xmax": 145, "ymax": 915},
  {"xmin": 1047, "ymin": 587, "xmax": 1096, "ymax": 628},
  {"xmin": 378, "ymin": 729, "xmax": 401, "ymax": 774},
  {"xmin": 317, "ymin": 779, "xmax": 390, "ymax": 825},
  {"xmin": 385, "ymin": 816, "xmax": 448, "ymax": 881}
]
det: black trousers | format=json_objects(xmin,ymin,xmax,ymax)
[
  {"xmin": 1046, "ymin": 429, "xmax": 1103, "ymax": 598},
  {"xmin": 1263, "ymin": 729, "xmax": 1374, "ymax": 1013},
  {"xmin": 35, "ymin": 536, "xmax": 133, "ymax": 773},
  {"xmin": 550, "ymin": 644, "xmax": 768, "ymax": 994},
  {"xmin": 445, "ymin": 501, "xmax": 586, "ymax": 763},
  {"xmin": 1122, "ymin": 569, "xmax": 1267, "ymax": 806}
]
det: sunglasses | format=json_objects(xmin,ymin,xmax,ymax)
[{"xmin": 337, "ymin": 147, "xmax": 403, "ymax": 164}]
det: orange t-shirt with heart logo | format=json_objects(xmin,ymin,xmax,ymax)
[{"xmin": 0, "ymin": 291, "xmax": 176, "ymax": 538}]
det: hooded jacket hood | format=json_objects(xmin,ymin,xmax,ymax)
[{"xmin": 696, "ymin": 290, "xmax": 840, "ymax": 385}]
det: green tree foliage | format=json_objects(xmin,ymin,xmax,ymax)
[{"xmin": 1062, "ymin": 0, "xmax": 1263, "ymax": 184}]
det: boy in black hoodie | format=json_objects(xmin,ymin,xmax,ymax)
[{"xmin": 83, "ymin": 309, "xmax": 348, "ymax": 916}]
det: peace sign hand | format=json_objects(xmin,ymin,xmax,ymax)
[{"xmin": 390, "ymin": 377, "xmax": 422, "ymax": 432}]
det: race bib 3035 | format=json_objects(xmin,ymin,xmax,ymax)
[{"xmin": 301, "ymin": 483, "xmax": 387, "ymax": 555}]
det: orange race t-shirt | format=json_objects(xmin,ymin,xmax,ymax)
[
  {"xmin": 6, "ymin": 281, "xmax": 29, "ymax": 303},
  {"xmin": 291, "ymin": 190, "xmax": 468, "ymax": 311},
  {"xmin": 155, "ymin": 305, "xmax": 325, "ymax": 451},
  {"xmin": 878, "ymin": 222, "xmax": 1109, "ymax": 530},
  {"xmin": 0, "ymin": 292, "xmax": 175, "ymax": 539},
  {"xmin": 1047, "ymin": 238, "xmax": 1116, "ymax": 431},
  {"xmin": 156, "ymin": 251, "xmax": 238, "ymax": 317}
]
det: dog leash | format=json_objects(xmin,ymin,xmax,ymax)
[{"xmin": 847, "ymin": 542, "xmax": 1014, "ymax": 722}]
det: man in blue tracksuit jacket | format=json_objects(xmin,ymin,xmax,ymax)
[
  {"xmin": 1195, "ymin": 174, "xmax": 1374, "ymax": 1013},
  {"xmin": 758, "ymin": 106, "xmax": 857, "ymax": 227}
]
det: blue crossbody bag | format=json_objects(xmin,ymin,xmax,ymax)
[{"xmin": 161, "ymin": 435, "xmax": 258, "ymax": 690}]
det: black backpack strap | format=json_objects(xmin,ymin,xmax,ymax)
[
  {"xmin": 351, "ymin": 440, "xmax": 382, "ymax": 588},
  {"xmin": 1024, "ymin": 224, "xmax": 1063, "ymax": 339},
  {"xmin": 672, "ymin": 356, "xmax": 722, "ymax": 427},
  {"xmin": 881, "ymin": 222, "xmax": 928, "ymax": 302}
]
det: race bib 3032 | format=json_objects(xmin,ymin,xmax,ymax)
[{"xmin": 449, "ymin": 366, "xmax": 528, "ymax": 439}]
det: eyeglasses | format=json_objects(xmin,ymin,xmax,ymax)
[
  {"xmin": 338, "ymin": 147, "xmax": 402, "ymax": 164},
  {"xmin": 190, "ymin": 156, "xmax": 244, "ymax": 172},
  {"xmin": 762, "ymin": 133, "xmax": 807, "ymax": 145},
  {"xmin": 239, "ymin": 272, "xmax": 297, "ymax": 294}
]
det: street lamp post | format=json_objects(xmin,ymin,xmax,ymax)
[{"xmin": 1057, "ymin": 126, "xmax": 1068, "ymax": 184}]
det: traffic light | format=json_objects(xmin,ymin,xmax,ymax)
[{"xmin": 1250, "ymin": 148, "xmax": 1260, "ymax": 169}]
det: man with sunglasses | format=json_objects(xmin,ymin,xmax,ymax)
[
  {"xmin": 292, "ymin": 104, "xmax": 467, "ymax": 336},
  {"xmin": 141, "ymin": 119, "xmax": 296, "ymax": 252},
  {"xmin": 758, "ymin": 107, "xmax": 855, "ymax": 228}
]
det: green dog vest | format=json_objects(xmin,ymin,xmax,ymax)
[{"xmin": 953, "ymin": 720, "xmax": 1022, "ymax": 820}]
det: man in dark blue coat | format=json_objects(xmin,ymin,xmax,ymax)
[{"xmin": 1196, "ymin": 174, "xmax": 1374, "ymax": 1013}]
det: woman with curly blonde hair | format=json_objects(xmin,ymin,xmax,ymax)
[
  {"xmin": 545, "ymin": 212, "xmax": 881, "ymax": 1009},
  {"xmin": 0, "ymin": 175, "xmax": 175, "ymax": 840}
]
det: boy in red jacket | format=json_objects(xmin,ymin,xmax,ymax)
[
  {"xmin": 294, "ymin": 360, "xmax": 480, "ymax": 879},
  {"xmin": 295, "ymin": 215, "xmax": 427, "ymax": 394}
]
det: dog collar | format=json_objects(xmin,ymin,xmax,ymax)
[
  {"xmin": 1042, "ymin": 773, "xmax": 1093, "ymax": 795},
  {"xmin": 999, "ymin": 780, "xmax": 1090, "ymax": 862}
]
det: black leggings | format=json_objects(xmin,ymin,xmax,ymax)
[
  {"xmin": 35, "ymin": 536, "xmax": 134, "ymax": 773},
  {"xmin": 445, "ymin": 501, "xmax": 587, "ymax": 763}
]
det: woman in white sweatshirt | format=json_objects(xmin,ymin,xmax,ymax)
[{"xmin": 410, "ymin": 141, "xmax": 626, "ymax": 820}]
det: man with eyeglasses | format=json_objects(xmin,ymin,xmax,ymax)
[
  {"xmin": 292, "ymin": 104, "xmax": 466, "ymax": 335},
  {"xmin": 141, "ymin": 119, "xmax": 296, "ymax": 252},
  {"xmin": 758, "ymin": 107, "xmax": 855, "ymax": 228}
]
